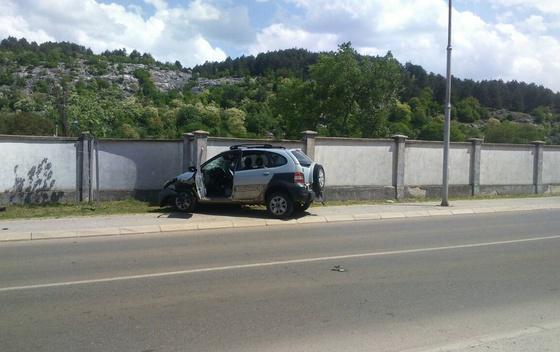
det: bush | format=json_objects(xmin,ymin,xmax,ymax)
[{"xmin": 0, "ymin": 112, "xmax": 54, "ymax": 135}]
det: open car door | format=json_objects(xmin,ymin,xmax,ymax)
[{"xmin": 194, "ymin": 146, "xmax": 207, "ymax": 200}]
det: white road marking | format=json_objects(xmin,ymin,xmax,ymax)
[{"xmin": 2, "ymin": 234, "xmax": 560, "ymax": 293}]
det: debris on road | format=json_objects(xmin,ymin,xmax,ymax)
[{"xmin": 331, "ymin": 265, "xmax": 346, "ymax": 272}]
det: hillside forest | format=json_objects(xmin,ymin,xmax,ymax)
[{"xmin": 1, "ymin": 37, "xmax": 559, "ymax": 144}]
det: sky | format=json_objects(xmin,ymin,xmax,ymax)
[{"xmin": 1, "ymin": 0, "xmax": 560, "ymax": 91}]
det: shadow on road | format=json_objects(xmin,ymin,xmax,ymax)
[{"xmin": 153, "ymin": 204, "xmax": 312, "ymax": 220}]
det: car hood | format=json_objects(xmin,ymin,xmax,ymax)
[{"xmin": 177, "ymin": 171, "xmax": 195, "ymax": 182}]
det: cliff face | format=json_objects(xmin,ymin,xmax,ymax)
[
  {"xmin": 8, "ymin": 60, "xmax": 192, "ymax": 95},
  {"xmin": 2, "ymin": 60, "xmax": 249, "ymax": 98}
]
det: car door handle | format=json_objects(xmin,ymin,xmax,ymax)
[{"xmin": 263, "ymin": 172, "xmax": 270, "ymax": 176}]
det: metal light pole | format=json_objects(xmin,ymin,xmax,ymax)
[{"xmin": 441, "ymin": 0, "xmax": 452, "ymax": 207}]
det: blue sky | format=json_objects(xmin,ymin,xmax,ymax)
[{"xmin": 1, "ymin": 0, "xmax": 559, "ymax": 91}]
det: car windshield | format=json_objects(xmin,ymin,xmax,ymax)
[{"xmin": 291, "ymin": 149, "xmax": 313, "ymax": 167}]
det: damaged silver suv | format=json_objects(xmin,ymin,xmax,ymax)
[{"xmin": 159, "ymin": 144, "xmax": 325, "ymax": 218}]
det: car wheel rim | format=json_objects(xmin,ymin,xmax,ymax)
[
  {"xmin": 318, "ymin": 169, "xmax": 325, "ymax": 189},
  {"xmin": 270, "ymin": 196, "xmax": 288, "ymax": 215},
  {"xmin": 175, "ymin": 193, "xmax": 191, "ymax": 211}
]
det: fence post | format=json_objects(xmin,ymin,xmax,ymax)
[
  {"xmin": 532, "ymin": 140, "xmax": 545, "ymax": 194},
  {"xmin": 182, "ymin": 132, "xmax": 194, "ymax": 172},
  {"xmin": 468, "ymin": 138, "xmax": 483, "ymax": 196},
  {"xmin": 78, "ymin": 131, "xmax": 92, "ymax": 203},
  {"xmin": 301, "ymin": 130, "xmax": 318, "ymax": 159},
  {"xmin": 193, "ymin": 130, "xmax": 209, "ymax": 169},
  {"xmin": 392, "ymin": 134, "xmax": 408, "ymax": 200}
]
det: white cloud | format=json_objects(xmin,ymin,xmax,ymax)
[
  {"xmin": 252, "ymin": 0, "xmax": 560, "ymax": 91},
  {"xmin": 0, "ymin": 0, "xmax": 258, "ymax": 67},
  {"xmin": 249, "ymin": 24, "xmax": 338, "ymax": 54},
  {"xmin": 490, "ymin": 0, "xmax": 560, "ymax": 15}
]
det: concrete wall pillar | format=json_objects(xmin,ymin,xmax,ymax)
[
  {"xmin": 78, "ymin": 131, "xmax": 92, "ymax": 202},
  {"xmin": 301, "ymin": 130, "xmax": 318, "ymax": 159},
  {"xmin": 468, "ymin": 138, "xmax": 483, "ymax": 196},
  {"xmin": 193, "ymin": 130, "xmax": 209, "ymax": 169},
  {"xmin": 182, "ymin": 132, "xmax": 195, "ymax": 172},
  {"xmin": 392, "ymin": 134, "xmax": 407, "ymax": 200},
  {"xmin": 532, "ymin": 140, "xmax": 545, "ymax": 194}
]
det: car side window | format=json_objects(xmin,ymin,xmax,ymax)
[
  {"xmin": 238, "ymin": 151, "xmax": 268, "ymax": 171},
  {"xmin": 266, "ymin": 152, "xmax": 288, "ymax": 168},
  {"xmin": 202, "ymin": 152, "xmax": 238, "ymax": 173}
]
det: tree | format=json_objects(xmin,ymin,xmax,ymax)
[
  {"xmin": 272, "ymin": 77, "xmax": 317, "ymax": 138},
  {"xmin": 484, "ymin": 119, "xmax": 545, "ymax": 144},
  {"xmin": 310, "ymin": 43, "xmax": 362, "ymax": 136},
  {"xmin": 0, "ymin": 112, "xmax": 54, "ymax": 135},
  {"xmin": 454, "ymin": 97, "xmax": 482, "ymax": 123},
  {"xmin": 309, "ymin": 43, "xmax": 402, "ymax": 137},
  {"xmin": 223, "ymin": 108, "xmax": 247, "ymax": 136},
  {"xmin": 389, "ymin": 101, "xmax": 412, "ymax": 123}
]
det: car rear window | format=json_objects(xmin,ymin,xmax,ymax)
[{"xmin": 291, "ymin": 150, "xmax": 312, "ymax": 167}]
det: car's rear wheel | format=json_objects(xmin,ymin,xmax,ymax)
[
  {"xmin": 267, "ymin": 192, "xmax": 294, "ymax": 218},
  {"xmin": 174, "ymin": 190, "xmax": 197, "ymax": 212}
]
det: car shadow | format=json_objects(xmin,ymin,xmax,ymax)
[{"xmin": 154, "ymin": 204, "xmax": 312, "ymax": 220}]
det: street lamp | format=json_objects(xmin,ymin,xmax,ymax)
[{"xmin": 441, "ymin": 0, "xmax": 453, "ymax": 207}]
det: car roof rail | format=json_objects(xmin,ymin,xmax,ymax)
[{"xmin": 229, "ymin": 144, "xmax": 284, "ymax": 150}]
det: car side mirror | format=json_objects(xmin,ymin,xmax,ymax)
[{"xmin": 188, "ymin": 166, "xmax": 196, "ymax": 172}]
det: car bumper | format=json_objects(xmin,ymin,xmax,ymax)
[{"xmin": 289, "ymin": 185, "xmax": 315, "ymax": 203}]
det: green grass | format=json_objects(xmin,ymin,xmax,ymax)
[
  {"xmin": 1, "ymin": 193, "xmax": 558, "ymax": 220},
  {"xmin": 0, "ymin": 199, "xmax": 163, "ymax": 220},
  {"xmin": 311, "ymin": 192, "xmax": 560, "ymax": 207}
]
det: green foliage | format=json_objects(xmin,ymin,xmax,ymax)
[
  {"xmin": 0, "ymin": 111, "xmax": 54, "ymax": 135},
  {"xmin": 309, "ymin": 43, "xmax": 402, "ymax": 138},
  {"xmin": 454, "ymin": 97, "xmax": 482, "ymax": 123},
  {"xmin": 418, "ymin": 118, "xmax": 466, "ymax": 141},
  {"xmin": 389, "ymin": 101, "xmax": 412, "ymax": 123},
  {"xmin": 484, "ymin": 119, "xmax": 546, "ymax": 144},
  {"xmin": 133, "ymin": 68, "xmax": 159, "ymax": 101},
  {"xmin": 1, "ymin": 37, "xmax": 559, "ymax": 145},
  {"xmin": 532, "ymin": 105, "xmax": 555, "ymax": 124},
  {"xmin": 272, "ymin": 77, "xmax": 317, "ymax": 138},
  {"xmin": 223, "ymin": 107, "xmax": 247, "ymax": 136}
]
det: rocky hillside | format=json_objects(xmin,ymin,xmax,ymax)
[
  {"xmin": 6, "ymin": 60, "xmax": 248, "ymax": 96},
  {"xmin": 1, "ymin": 37, "xmax": 559, "ymax": 144}
]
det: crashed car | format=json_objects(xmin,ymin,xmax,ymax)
[{"xmin": 159, "ymin": 144, "xmax": 325, "ymax": 218}]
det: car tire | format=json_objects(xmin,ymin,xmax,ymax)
[
  {"xmin": 312, "ymin": 164, "xmax": 325, "ymax": 196},
  {"xmin": 294, "ymin": 201, "xmax": 311, "ymax": 213},
  {"xmin": 266, "ymin": 192, "xmax": 294, "ymax": 219},
  {"xmin": 174, "ymin": 190, "xmax": 197, "ymax": 213}
]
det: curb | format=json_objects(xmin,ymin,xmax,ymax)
[{"xmin": 2, "ymin": 204, "xmax": 560, "ymax": 243}]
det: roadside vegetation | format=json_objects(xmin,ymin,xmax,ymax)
[
  {"xmin": 0, "ymin": 199, "xmax": 161, "ymax": 220},
  {"xmin": 1, "ymin": 37, "xmax": 559, "ymax": 143},
  {"xmin": 1, "ymin": 193, "xmax": 559, "ymax": 220}
]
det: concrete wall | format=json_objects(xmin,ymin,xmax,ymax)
[
  {"xmin": 543, "ymin": 146, "xmax": 560, "ymax": 185},
  {"xmin": 314, "ymin": 138, "xmax": 394, "ymax": 186},
  {"xmin": 2, "ymin": 132, "xmax": 560, "ymax": 204},
  {"xmin": 480, "ymin": 144, "xmax": 534, "ymax": 185},
  {"xmin": 1, "ymin": 136, "xmax": 78, "ymax": 203},
  {"xmin": 405, "ymin": 141, "xmax": 471, "ymax": 186},
  {"xmin": 96, "ymin": 140, "xmax": 182, "ymax": 199}
]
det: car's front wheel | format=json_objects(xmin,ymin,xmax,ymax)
[
  {"xmin": 174, "ymin": 190, "xmax": 197, "ymax": 212},
  {"xmin": 266, "ymin": 192, "xmax": 294, "ymax": 219}
]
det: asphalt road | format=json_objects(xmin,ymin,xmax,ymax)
[{"xmin": 2, "ymin": 210, "xmax": 560, "ymax": 352}]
